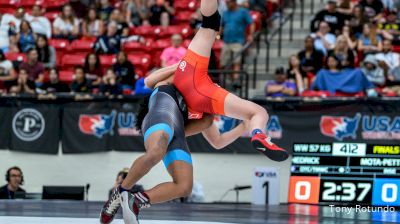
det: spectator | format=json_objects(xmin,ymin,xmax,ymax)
[
  {"xmin": 134, "ymin": 77, "xmax": 152, "ymax": 95},
  {"xmin": 342, "ymin": 25, "xmax": 357, "ymax": 50},
  {"xmin": 19, "ymin": 48, "xmax": 45, "ymax": 84},
  {"xmin": 0, "ymin": 7, "xmax": 26, "ymax": 51},
  {"xmin": 337, "ymin": 0, "xmax": 355, "ymax": 15},
  {"xmin": 36, "ymin": 35, "xmax": 56, "ymax": 69},
  {"xmin": 297, "ymin": 36, "xmax": 325, "ymax": 74},
  {"xmin": 287, "ymin": 55, "xmax": 307, "ymax": 94},
  {"xmin": 40, "ymin": 68, "xmax": 70, "ymax": 93},
  {"xmin": 311, "ymin": 21, "xmax": 336, "ymax": 56},
  {"xmin": 53, "ymin": 5, "xmax": 80, "ymax": 41},
  {"xmin": 361, "ymin": 54, "xmax": 386, "ymax": 86},
  {"xmin": 312, "ymin": 55, "xmax": 375, "ymax": 95},
  {"xmin": 160, "ymin": 34, "xmax": 187, "ymax": 67},
  {"xmin": 347, "ymin": 5, "xmax": 367, "ymax": 37},
  {"xmin": 375, "ymin": 39, "xmax": 400, "ymax": 79},
  {"xmin": 109, "ymin": 9, "xmax": 130, "ymax": 38},
  {"xmin": 108, "ymin": 168, "xmax": 144, "ymax": 199},
  {"xmin": 17, "ymin": 20, "xmax": 36, "ymax": 53},
  {"xmin": 149, "ymin": 0, "xmax": 175, "ymax": 26},
  {"xmin": 5, "ymin": 33, "xmax": 20, "ymax": 53},
  {"xmin": 0, "ymin": 49, "xmax": 16, "ymax": 83},
  {"xmin": 84, "ymin": 53, "xmax": 103, "ymax": 86},
  {"xmin": 379, "ymin": 10, "xmax": 400, "ymax": 45},
  {"xmin": 100, "ymin": 69, "xmax": 123, "ymax": 95},
  {"xmin": 70, "ymin": 66, "xmax": 91, "ymax": 93},
  {"xmin": 359, "ymin": 0, "xmax": 384, "ymax": 21},
  {"xmin": 94, "ymin": 21, "xmax": 121, "ymax": 54},
  {"xmin": 9, "ymin": 68, "xmax": 36, "ymax": 94},
  {"xmin": 82, "ymin": 7, "xmax": 105, "ymax": 39},
  {"xmin": 357, "ymin": 23, "xmax": 382, "ymax": 55},
  {"xmin": 113, "ymin": 51, "xmax": 136, "ymax": 90},
  {"xmin": 0, "ymin": 166, "xmax": 25, "ymax": 199},
  {"xmin": 221, "ymin": 0, "xmax": 254, "ymax": 84},
  {"xmin": 265, "ymin": 67, "xmax": 297, "ymax": 97},
  {"xmin": 124, "ymin": 0, "xmax": 148, "ymax": 27},
  {"xmin": 328, "ymin": 35, "xmax": 355, "ymax": 69},
  {"xmin": 26, "ymin": 5, "xmax": 52, "ymax": 38},
  {"xmin": 98, "ymin": 0, "xmax": 114, "ymax": 21},
  {"xmin": 310, "ymin": 0, "xmax": 346, "ymax": 35}
]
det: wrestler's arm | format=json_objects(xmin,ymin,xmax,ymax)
[{"xmin": 144, "ymin": 63, "xmax": 178, "ymax": 89}]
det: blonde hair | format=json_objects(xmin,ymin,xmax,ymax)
[{"xmin": 334, "ymin": 35, "xmax": 349, "ymax": 53}]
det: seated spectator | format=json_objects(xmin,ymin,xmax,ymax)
[
  {"xmin": 53, "ymin": 5, "xmax": 80, "ymax": 41},
  {"xmin": 108, "ymin": 168, "xmax": 144, "ymax": 199},
  {"xmin": 97, "ymin": 0, "xmax": 114, "ymax": 21},
  {"xmin": 328, "ymin": 35, "xmax": 355, "ymax": 69},
  {"xmin": 160, "ymin": 34, "xmax": 187, "ymax": 67},
  {"xmin": 310, "ymin": 0, "xmax": 345, "ymax": 35},
  {"xmin": 342, "ymin": 25, "xmax": 358, "ymax": 50},
  {"xmin": 149, "ymin": 0, "xmax": 175, "ymax": 26},
  {"xmin": 70, "ymin": 66, "xmax": 91, "ymax": 93},
  {"xmin": 287, "ymin": 55, "xmax": 307, "ymax": 94},
  {"xmin": 312, "ymin": 55, "xmax": 375, "ymax": 94},
  {"xmin": 36, "ymin": 35, "xmax": 56, "ymax": 69},
  {"xmin": 358, "ymin": 23, "xmax": 383, "ymax": 55},
  {"xmin": 100, "ymin": 69, "xmax": 123, "ymax": 95},
  {"xmin": 337, "ymin": 0, "xmax": 355, "ymax": 15},
  {"xmin": 379, "ymin": 10, "xmax": 400, "ymax": 45},
  {"xmin": 9, "ymin": 68, "xmax": 36, "ymax": 94},
  {"xmin": 134, "ymin": 77, "xmax": 152, "ymax": 95},
  {"xmin": 113, "ymin": 51, "xmax": 136, "ymax": 90},
  {"xmin": 0, "ymin": 50, "xmax": 16, "ymax": 83},
  {"xmin": 94, "ymin": 21, "xmax": 121, "ymax": 54},
  {"xmin": 361, "ymin": 54, "xmax": 386, "ymax": 86},
  {"xmin": 297, "ymin": 36, "xmax": 325, "ymax": 74},
  {"xmin": 359, "ymin": 0, "xmax": 384, "ymax": 21},
  {"xmin": 0, "ymin": 7, "xmax": 26, "ymax": 51},
  {"xmin": 17, "ymin": 20, "xmax": 36, "ymax": 53},
  {"xmin": 19, "ymin": 48, "xmax": 45, "ymax": 85},
  {"xmin": 375, "ymin": 39, "xmax": 400, "ymax": 80},
  {"xmin": 40, "ymin": 68, "xmax": 70, "ymax": 93},
  {"xmin": 124, "ymin": 0, "xmax": 148, "ymax": 27},
  {"xmin": 26, "ymin": 5, "xmax": 52, "ymax": 38},
  {"xmin": 84, "ymin": 53, "xmax": 103, "ymax": 86},
  {"xmin": 311, "ymin": 21, "xmax": 336, "ymax": 56},
  {"xmin": 347, "ymin": 5, "xmax": 368, "ymax": 37},
  {"xmin": 265, "ymin": 67, "xmax": 296, "ymax": 97},
  {"xmin": 0, "ymin": 166, "xmax": 25, "ymax": 199},
  {"xmin": 82, "ymin": 7, "xmax": 105, "ymax": 39},
  {"xmin": 109, "ymin": 9, "xmax": 130, "ymax": 38}
]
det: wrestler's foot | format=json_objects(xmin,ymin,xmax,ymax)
[
  {"xmin": 100, "ymin": 187, "xmax": 122, "ymax": 224},
  {"xmin": 121, "ymin": 191, "xmax": 150, "ymax": 224},
  {"xmin": 251, "ymin": 133, "xmax": 289, "ymax": 162}
]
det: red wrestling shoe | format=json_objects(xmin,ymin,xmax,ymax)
[
  {"xmin": 251, "ymin": 133, "xmax": 289, "ymax": 162},
  {"xmin": 100, "ymin": 187, "xmax": 122, "ymax": 224}
]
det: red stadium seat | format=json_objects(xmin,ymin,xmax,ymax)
[
  {"xmin": 175, "ymin": 11, "xmax": 193, "ymax": 24},
  {"xmin": 45, "ymin": 12, "xmax": 59, "ymax": 22},
  {"xmin": 164, "ymin": 25, "xmax": 193, "ymax": 39},
  {"xmin": 250, "ymin": 11, "xmax": 262, "ymax": 31},
  {"xmin": 132, "ymin": 26, "xmax": 167, "ymax": 39},
  {"xmin": 20, "ymin": 0, "xmax": 43, "ymax": 8},
  {"xmin": 61, "ymin": 54, "xmax": 85, "ymax": 70},
  {"xmin": 44, "ymin": 0, "xmax": 69, "ymax": 10},
  {"xmin": 174, "ymin": 0, "xmax": 198, "ymax": 11},
  {"xmin": 5, "ymin": 52, "xmax": 26, "ymax": 62},
  {"xmin": 183, "ymin": 39, "xmax": 191, "ymax": 48},
  {"xmin": 99, "ymin": 55, "xmax": 116, "ymax": 68},
  {"xmin": 393, "ymin": 45, "xmax": 400, "ymax": 53},
  {"xmin": 123, "ymin": 41, "xmax": 151, "ymax": 54},
  {"xmin": 301, "ymin": 90, "xmax": 331, "ymax": 97},
  {"xmin": 49, "ymin": 39, "xmax": 70, "ymax": 52},
  {"xmin": 0, "ymin": 0, "xmax": 17, "ymax": 8},
  {"xmin": 59, "ymin": 70, "xmax": 74, "ymax": 83},
  {"xmin": 0, "ymin": 7, "xmax": 15, "ymax": 14},
  {"xmin": 127, "ymin": 54, "xmax": 151, "ymax": 76},
  {"xmin": 70, "ymin": 39, "xmax": 95, "ymax": 54}
]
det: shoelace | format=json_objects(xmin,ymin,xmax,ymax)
[
  {"xmin": 265, "ymin": 136, "xmax": 273, "ymax": 146},
  {"xmin": 105, "ymin": 190, "xmax": 121, "ymax": 214}
]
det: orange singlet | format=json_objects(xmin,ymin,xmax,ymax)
[{"xmin": 174, "ymin": 50, "xmax": 229, "ymax": 119}]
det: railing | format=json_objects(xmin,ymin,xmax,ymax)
[{"xmin": 209, "ymin": 70, "xmax": 249, "ymax": 99}]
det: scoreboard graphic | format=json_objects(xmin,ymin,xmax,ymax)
[{"xmin": 288, "ymin": 143, "xmax": 400, "ymax": 206}]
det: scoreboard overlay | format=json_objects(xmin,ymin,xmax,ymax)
[{"xmin": 288, "ymin": 143, "xmax": 400, "ymax": 206}]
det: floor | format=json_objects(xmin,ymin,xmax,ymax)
[{"xmin": 0, "ymin": 200, "xmax": 399, "ymax": 224}]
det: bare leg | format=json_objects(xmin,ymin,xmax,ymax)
[
  {"xmin": 145, "ymin": 161, "xmax": 193, "ymax": 204},
  {"xmin": 121, "ymin": 131, "xmax": 169, "ymax": 190}
]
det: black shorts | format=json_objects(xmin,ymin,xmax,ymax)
[{"xmin": 141, "ymin": 85, "xmax": 192, "ymax": 168}]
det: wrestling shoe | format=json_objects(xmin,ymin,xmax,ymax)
[
  {"xmin": 251, "ymin": 133, "xmax": 289, "ymax": 162},
  {"xmin": 121, "ymin": 191, "xmax": 151, "ymax": 224},
  {"xmin": 100, "ymin": 187, "xmax": 122, "ymax": 224}
]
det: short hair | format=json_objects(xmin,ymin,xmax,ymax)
[{"xmin": 75, "ymin": 65, "xmax": 84, "ymax": 71}]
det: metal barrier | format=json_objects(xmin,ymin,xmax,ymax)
[{"xmin": 208, "ymin": 70, "xmax": 249, "ymax": 99}]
